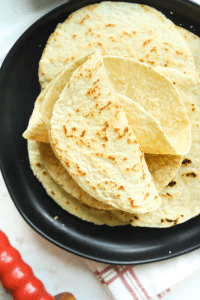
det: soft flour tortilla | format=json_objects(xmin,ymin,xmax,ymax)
[
  {"xmin": 28, "ymin": 140, "xmax": 126, "ymax": 226},
  {"xmin": 23, "ymin": 54, "xmax": 91, "ymax": 143},
  {"xmin": 39, "ymin": 2, "xmax": 195, "ymax": 89},
  {"xmin": 40, "ymin": 142, "xmax": 116, "ymax": 210},
  {"xmin": 40, "ymin": 143, "xmax": 182, "ymax": 212},
  {"xmin": 177, "ymin": 26, "xmax": 200, "ymax": 72},
  {"xmin": 118, "ymin": 94, "xmax": 187, "ymax": 155},
  {"xmin": 23, "ymin": 86, "xmax": 50, "ymax": 143},
  {"xmin": 50, "ymin": 52, "xmax": 161, "ymax": 214},
  {"xmin": 27, "ymin": 55, "xmax": 191, "ymax": 156},
  {"xmin": 23, "ymin": 54, "xmax": 183, "ymax": 192},
  {"xmin": 145, "ymin": 153, "xmax": 182, "ymax": 193},
  {"xmin": 103, "ymin": 56, "xmax": 191, "ymax": 155},
  {"xmin": 114, "ymin": 69, "xmax": 200, "ymax": 227}
]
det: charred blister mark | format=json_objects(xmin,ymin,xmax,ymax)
[
  {"xmin": 167, "ymin": 181, "xmax": 176, "ymax": 187},
  {"xmin": 166, "ymin": 193, "xmax": 173, "ymax": 198},
  {"xmin": 186, "ymin": 172, "xmax": 197, "ymax": 177},
  {"xmin": 182, "ymin": 158, "xmax": 192, "ymax": 165}
]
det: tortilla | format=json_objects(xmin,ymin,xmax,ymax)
[
  {"xmin": 25, "ymin": 54, "xmax": 191, "ymax": 157},
  {"xmin": 50, "ymin": 52, "xmax": 161, "ymax": 214},
  {"xmin": 23, "ymin": 85, "xmax": 50, "ymax": 143},
  {"xmin": 39, "ymin": 2, "xmax": 195, "ymax": 89},
  {"xmin": 144, "ymin": 153, "xmax": 182, "ymax": 193},
  {"xmin": 39, "ymin": 142, "xmax": 116, "ymax": 210},
  {"xmin": 42, "ymin": 54, "xmax": 92, "ymax": 135},
  {"xmin": 177, "ymin": 26, "xmax": 200, "ymax": 72},
  {"xmin": 28, "ymin": 140, "xmax": 126, "ymax": 226},
  {"xmin": 114, "ymin": 69, "xmax": 200, "ymax": 227},
  {"xmin": 40, "ymin": 142, "xmax": 182, "ymax": 214},
  {"xmin": 103, "ymin": 56, "xmax": 191, "ymax": 155},
  {"xmin": 23, "ymin": 55, "xmax": 92, "ymax": 143}
]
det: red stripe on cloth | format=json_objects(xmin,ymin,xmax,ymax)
[
  {"xmin": 157, "ymin": 294, "xmax": 162, "ymax": 299},
  {"xmin": 113, "ymin": 266, "xmax": 140, "ymax": 300},
  {"xmin": 101, "ymin": 275, "xmax": 118, "ymax": 285},
  {"xmin": 128, "ymin": 268, "xmax": 151, "ymax": 299},
  {"xmin": 94, "ymin": 265, "xmax": 114, "ymax": 276}
]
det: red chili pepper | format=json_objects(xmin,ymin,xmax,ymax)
[{"xmin": 0, "ymin": 230, "xmax": 54, "ymax": 300}]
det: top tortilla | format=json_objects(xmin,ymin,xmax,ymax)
[
  {"xmin": 50, "ymin": 52, "xmax": 161, "ymax": 214},
  {"xmin": 177, "ymin": 26, "xmax": 200, "ymax": 72},
  {"xmin": 39, "ymin": 1, "xmax": 195, "ymax": 89}
]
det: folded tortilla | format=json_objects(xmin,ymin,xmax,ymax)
[
  {"xmin": 28, "ymin": 140, "xmax": 127, "ymax": 226},
  {"xmin": 50, "ymin": 52, "xmax": 161, "ymax": 214},
  {"xmin": 114, "ymin": 69, "xmax": 200, "ymax": 227},
  {"xmin": 103, "ymin": 55, "xmax": 191, "ymax": 155}
]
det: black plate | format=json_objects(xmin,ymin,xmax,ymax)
[{"xmin": 1, "ymin": 0, "xmax": 200, "ymax": 265}]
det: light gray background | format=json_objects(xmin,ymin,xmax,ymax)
[{"xmin": 1, "ymin": 0, "xmax": 200, "ymax": 299}]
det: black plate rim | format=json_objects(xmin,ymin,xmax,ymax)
[{"xmin": 1, "ymin": 0, "xmax": 200, "ymax": 265}]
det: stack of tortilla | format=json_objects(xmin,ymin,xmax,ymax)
[{"xmin": 23, "ymin": 2, "xmax": 200, "ymax": 227}]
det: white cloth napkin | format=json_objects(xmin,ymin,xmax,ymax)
[
  {"xmin": 1, "ymin": 1, "xmax": 200, "ymax": 300},
  {"xmin": 85, "ymin": 249, "xmax": 200, "ymax": 300}
]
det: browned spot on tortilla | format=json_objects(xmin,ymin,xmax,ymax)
[
  {"xmin": 43, "ymin": 171, "xmax": 47, "ymax": 175},
  {"xmin": 186, "ymin": 172, "xmax": 197, "ymax": 177},
  {"xmin": 63, "ymin": 125, "xmax": 67, "ymax": 135},
  {"xmin": 176, "ymin": 50, "xmax": 183, "ymax": 55},
  {"xmin": 102, "ymin": 121, "xmax": 109, "ymax": 131},
  {"xmin": 143, "ymin": 39, "xmax": 151, "ymax": 46},
  {"xmin": 79, "ymin": 15, "xmax": 90, "ymax": 24},
  {"xmin": 139, "ymin": 59, "xmax": 144, "ymax": 62},
  {"xmin": 51, "ymin": 191, "xmax": 55, "ymax": 195},
  {"xmin": 105, "ymin": 24, "xmax": 116, "ymax": 27},
  {"xmin": 108, "ymin": 155, "xmax": 115, "ymax": 161},
  {"xmin": 182, "ymin": 158, "xmax": 192, "ymax": 165},
  {"xmin": 100, "ymin": 101, "xmax": 112, "ymax": 111},
  {"xmin": 36, "ymin": 163, "xmax": 42, "ymax": 168},
  {"xmin": 118, "ymin": 186, "xmax": 125, "ymax": 191},
  {"xmin": 166, "ymin": 219, "xmax": 173, "ymax": 222},
  {"xmin": 122, "ymin": 31, "xmax": 132, "ymax": 36},
  {"xmin": 129, "ymin": 198, "xmax": 134, "ymax": 208},
  {"xmin": 80, "ymin": 130, "xmax": 86, "ymax": 137},
  {"xmin": 166, "ymin": 193, "xmax": 172, "ymax": 197},
  {"xmin": 147, "ymin": 61, "xmax": 155, "ymax": 65},
  {"xmin": 150, "ymin": 46, "xmax": 157, "ymax": 53},
  {"xmin": 168, "ymin": 181, "xmax": 176, "ymax": 187}
]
